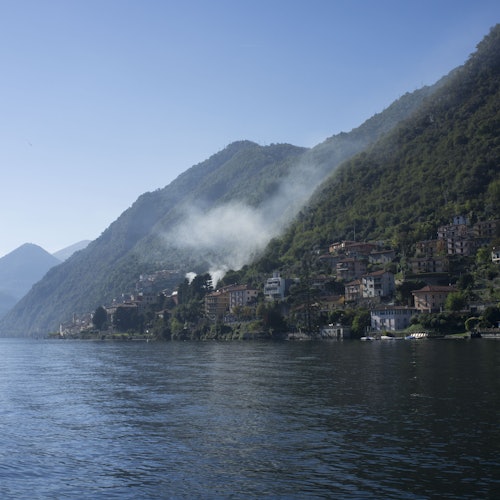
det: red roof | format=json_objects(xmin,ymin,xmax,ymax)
[{"xmin": 412, "ymin": 285, "xmax": 456, "ymax": 294}]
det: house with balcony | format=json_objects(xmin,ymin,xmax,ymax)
[
  {"xmin": 226, "ymin": 284, "xmax": 258, "ymax": 312},
  {"xmin": 329, "ymin": 240, "xmax": 357, "ymax": 254},
  {"xmin": 205, "ymin": 290, "xmax": 229, "ymax": 320},
  {"xmin": 345, "ymin": 279, "xmax": 362, "ymax": 302},
  {"xmin": 343, "ymin": 242, "xmax": 379, "ymax": 258},
  {"xmin": 437, "ymin": 217, "xmax": 475, "ymax": 256},
  {"xmin": 408, "ymin": 256, "xmax": 449, "ymax": 274},
  {"xmin": 361, "ymin": 270, "xmax": 395, "ymax": 298},
  {"xmin": 415, "ymin": 239, "xmax": 445, "ymax": 257},
  {"xmin": 336, "ymin": 258, "xmax": 367, "ymax": 282},
  {"xmin": 264, "ymin": 271, "xmax": 288, "ymax": 301},
  {"xmin": 472, "ymin": 219, "xmax": 499, "ymax": 240}
]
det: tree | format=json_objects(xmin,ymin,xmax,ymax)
[
  {"xmin": 457, "ymin": 273, "xmax": 474, "ymax": 290},
  {"xmin": 351, "ymin": 309, "xmax": 371, "ymax": 337},
  {"xmin": 113, "ymin": 305, "xmax": 140, "ymax": 332},
  {"xmin": 445, "ymin": 291, "xmax": 466, "ymax": 312},
  {"xmin": 92, "ymin": 306, "xmax": 107, "ymax": 331},
  {"xmin": 482, "ymin": 306, "xmax": 500, "ymax": 327},
  {"xmin": 256, "ymin": 302, "xmax": 287, "ymax": 333},
  {"xmin": 190, "ymin": 273, "xmax": 213, "ymax": 300}
]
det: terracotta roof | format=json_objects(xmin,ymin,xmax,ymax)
[
  {"xmin": 363, "ymin": 269, "xmax": 391, "ymax": 277},
  {"xmin": 412, "ymin": 285, "xmax": 456, "ymax": 293}
]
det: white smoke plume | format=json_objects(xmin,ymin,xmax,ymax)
[
  {"xmin": 171, "ymin": 201, "xmax": 274, "ymax": 283},
  {"xmin": 167, "ymin": 154, "xmax": 329, "ymax": 284},
  {"xmin": 185, "ymin": 272, "xmax": 197, "ymax": 283}
]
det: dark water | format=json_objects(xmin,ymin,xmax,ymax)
[{"xmin": 0, "ymin": 338, "xmax": 499, "ymax": 499}]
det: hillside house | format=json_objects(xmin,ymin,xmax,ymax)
[
  {"xmin": 368, "ymin": 249, "xmax": 395, "ymax": 265},
  {"xmin": 437, "ymin": 217, "xmax": 474, "ymax": 256},
  {"xmin": 345, "ymin": 279, "xmax": 362, "ymax": 302},
  {"xmin": 342, "ymin": 242, "xmax": 379, "ymax": 258},
  {"xmin": 448, "ymin": 237, "xmax": 475, "ymax": 256},
  {"xmin": 264, "ymin": 271, "xmax": 288, "ymax": 301},
  {"xmin": 415, "ymin": 239, "xmax": 445, "ymax": 257},
  {"xmin": 329, "ymin": 240, "xmax": 357, "ymax": 254},
  {"xmin": 370, "ymin": 306, "xmax": 418, "ymax": 332},
  {"xmin": 411, "ymin": 285, "xmax": 456, "ymax": 313},
  {"xmin": 361, "ymin": 270, "xmax": 395, "ymax": 298},
  {"xmin": 336, "ymin": 258, "xmax": 367, "ymax": 282},
  {"xmin": 473, "ymin": 219, "xmax": 499, "ymax": 240},
  {"xmin": 225, "ymin": 284, "xmax": 258, "ymax": 312},
  {"xmin": 133, "ymin": 291, "xmax": 159, "ymax": 311},
  {"xmin": 408, "ymin": 256, "xmax": 449, "ymax": 274},
  {"xmin": 318, "ymin": 294, "xmax": 345, "ymax": 313},
  {"xmin": 205, "ymin": 290, "xmax": 229, "ymax": 320}
]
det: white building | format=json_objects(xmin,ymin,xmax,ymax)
[
  {"xmin": 370, "ymin": 306, "xmax": 418, "ymax": 331},
  {"xmin": 362, "ymin": 270, "xmax": 395, "ymax": 298},
  {"xmin": 264, "ymin": 271, "xmax": 287, "ymax": 301}
]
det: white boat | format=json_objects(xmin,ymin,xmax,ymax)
[{"xmin": 405, "ymin": 332, "xmax": 429, "ymax": 340}]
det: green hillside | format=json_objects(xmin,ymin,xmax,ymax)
[
  {"xmin": 259, "ymin": 25, "xmax": 500, "ymax": 270},
  {"xmin": 0, "ymin": 38, "xmax": 448, "ymax": 336}
]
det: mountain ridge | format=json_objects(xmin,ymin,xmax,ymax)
[
  {"xmin": 0, "ymin": 243, "xmax": 61, "ymax": 319},
  {"xmin": 256, "ymin": 25, "xmax": 500, "ymax": 271},
  {"xmin": 0, "ymin": 30, "xmax": 481, "ymax": 336},
  {"xmin": 52, "ymin": 240, "xmax": 91, "ymax": 261}
]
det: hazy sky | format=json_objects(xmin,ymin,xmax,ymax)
[{"xmin": 1, "ymin": 0, "xmax": 499, "ymax": 258}]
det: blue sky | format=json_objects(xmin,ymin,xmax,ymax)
[{"xmin": 0, "ymin": 0, "xmax": 499, "ymax": 257}]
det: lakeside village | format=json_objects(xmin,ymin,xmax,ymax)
[{"xmin": 55, "ymin": 216, "xmax": 500, "ymax": 341}]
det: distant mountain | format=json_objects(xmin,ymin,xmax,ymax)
[
  {"xmin": 52, "ymin": 240, "xmax": 91, "ymax": 261},
  {"xmin": 0, "ymin": 36, "xmax": 453, "ymax": 336},
  {"xmin": 0, "ymin": 243, "xmax": 61, "ymax": 319},
  {"xmin": 0, "ymin": 291, "xmax": 18, "ymax": 319}
]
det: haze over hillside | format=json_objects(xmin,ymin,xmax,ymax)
[{"xmin": 1, "ymin": 25, "xmax": 498, "ymax": 337}]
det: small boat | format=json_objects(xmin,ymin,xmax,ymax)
[{"xmin": 405, "ymin": 332, "xmax": 429, "ymax": 340}]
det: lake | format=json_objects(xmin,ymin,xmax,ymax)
[{"xmin": 0, "ymin": 338, "xmax": 499, "ymax": 499}]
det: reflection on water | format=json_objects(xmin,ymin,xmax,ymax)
[{"xmin": 0, "ymin": 339, "xmax": 499, "ymax": 498}]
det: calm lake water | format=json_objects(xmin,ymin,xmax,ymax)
[{"xmin": 0, "ymin": 338, "xmax": 499, "ymax": 499}]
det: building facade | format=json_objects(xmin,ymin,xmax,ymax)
[
  {"xmin": 264, "ymin": 272, "xmax": 287, "ymax": 301},
  {"xmin": 370, "ymin": 306, "xmax": 418, "ymax": 331},
  {"xmin": 362, "ymin": 270, "xmax": 395, "ymax": 298},
  {"xmin": 412, "ymin": 285, "xmax": 456, "ymax": 312},
  {"xmin": 227, "ymin": 285, "xmax": 258, "ymax": 312}
]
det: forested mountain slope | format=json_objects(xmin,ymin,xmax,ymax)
[
  {"xmin": 258, "ymin": 25, "xmax": 500, "ymax": 271},
  {"xmin": 0, "ymin": 52, "xmax": 442, "ymax": 336}
]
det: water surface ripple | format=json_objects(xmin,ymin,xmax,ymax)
[{"xmin": 0, "ymin": 339, "xmax": 499, "ymax": 498}]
